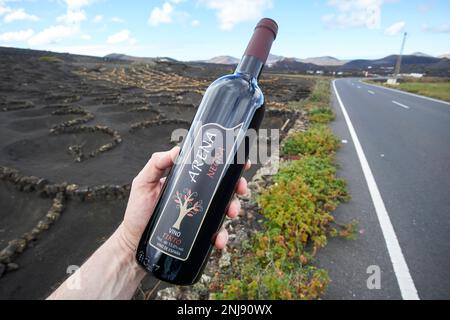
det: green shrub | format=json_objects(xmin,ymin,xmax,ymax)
[
  {"xmin": 308, "ymin": 82, "xmax": 329, "ymax": 104},
  {"xmin": 260, "ymin": 157, "xmax": 349, "ymax": 249},
  {"xmin": 212, "ymin": 228, "xmax": 330, "ymax": 300},
  {"xmin": 309, "ymin": 107, "xmax": 335, "ymax": 123},
  {"xmin": 282, "ymin": 125, "xmax": 339, "ymax": 157},
  {"xmin": 259, "ymin": 175, "xmax": 331, "ymax": 248},
  {"xmin": 276, "ymin": 156, "xmax": 350, "ymax": 205},
  {"xmin": 216, "ymin": 262, "xmax": 329, "ymax": 300}
]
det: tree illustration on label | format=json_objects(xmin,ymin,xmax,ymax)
[{"xmin": 172, "ymin": 188, "xmax": 203, "ymax": 230}]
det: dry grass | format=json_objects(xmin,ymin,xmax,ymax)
[
  {"xmin": 395, "ymin": 81, "xmax": 450, "ymax": 102},
  {"xmin": 370, "ymin": 77, "xmax": 450, "ymax": 102}
]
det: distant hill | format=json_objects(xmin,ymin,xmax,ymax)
[
  {"xmin": 425, "ymin": 58, "xmax": 450, "ymax": 74},
  {"xmin": 204, "ymin": 54, "xmax": 284, "ymax": 65},
  {"xmin": 267, "ymin": 54, "xmax": 284, "ymax": 64},
  {"xmin": 339, "ymin": 54, "xmax": 449, "ymax": 76},
  {"xmin": 104, "ymin": 53, "xmax": 178, "ymax": 64},
  {"xmin": 267, "ymin": 57, "xmax": 323, "ymax": 72},
  {"xmin": 204, "ymin": 55, "xmax": 240, "ymax": 65},
  {"xmin": 0, "ymin": 46, "xmax": 108, "ymax": 64},
  {"xmin": 341, "ymin": 55, "xmax": 441, "ymax": 69},
  {"xmin": 298, "ymin": 56, "xmax": 347, "ymax": 66},
  {"xmin": 195, "ymin": 52, "xmax": 450, "ymax": 76},
  {"xmin": 410, "ymin": 52, "xmax": 434, "ymax": 58},
  {"xmin": 203, "ymin": 54, "xmax": 345, "ymax": 66},
  {"xmin": 4, "ymin": 46, "xmax": 445, "ymax": 77}
]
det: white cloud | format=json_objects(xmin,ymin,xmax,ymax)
[
  {"xmin": 3, "ymin": 8, "xmax": 39, "ymax": 23},
  {"xmin": 93, "ymin": 14, "xmax": 103, "ymax": 23},
  {"xmin": 28, "ymin": 25, "xmax": 80, "ymax": 46},
  {"xmin": 81, "ymin": 34, "xmax": 91, "ymax": 40},
  {"xmin": 148, "ymin": 2, "xmax": 174, "ymax": 26},
  {"xmin": 385, "ymin": 21, "xmax": 405, "ymax": 36},
  {"xmin": 111, "ymin": 16, "xmax": 124, "ymax": 23},
  {"xmin": 201, "ymin": 0, "xmax": 273, "ymax": 30},
  {"xmin": 0, "ymin": 5, "xmax": 11, "ymax": 16},
  {"xmin": 56, "ymin": 0, "xmax": 93, "ymax": 25},
  {"xmin": 0, "ymin": 29, "xmax": 34, "ymax": 42},
  {"xmin": 0, "ymin": 0, "xmax": 39, "ymax": 23},
  {"xmin": 323, "ymin": 0, "xmax": 384, "ymax": 29},
  {"xmin": 107, "ymin": 29, "xmax": 136, "ymax": 45},
  {"xmin": 57, "ymin": 10, "xmax": 86, "ymax": 24},
  {"xmin": 27, "ymin": 0, "xmax": 94, "ymax": 47},
  {"xmin": 28, "ymin": 25, "xmax": 79, "ymax": 46},
  {"xmin": 423, "ymin": 23, "xmax": 450, "ymax": 33},
  {"xmin": 191, "ymin": 19, "xmax": 200, "ymax": 27},
  {"xmin": 64, "ymin": 0, "xmax": 93, "ymax": 9}
]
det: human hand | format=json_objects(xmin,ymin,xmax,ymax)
[{"xmin": 118, "ymin": 146, "xmax": 250, "ymax": 254}]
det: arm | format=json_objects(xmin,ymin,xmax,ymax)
[
  {"xmin": 48, "ymin": 147, "xmax": 249, "ymax": 300},
  {"xmin": 47, "ymin": 224, "xmax": 146, "ymax": 300}
]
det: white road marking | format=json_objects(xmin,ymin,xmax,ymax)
[
  {"xmin": 333, "ymin": 80, "xmax": 419, "ymax": 300},
  {"xmin": 365, "ymin": 81, "xmax": 450, "ymax": 106},
  {"xmin": 357, "ymin": 86, "xmax": 361, "ymax": 89},
  {"xmin": 368, "ymin": 90, "xmax": 375, "ymax": 95},
  {"xmin": 342, "ymin": 139, "xmax": 348, "ymax": 144},
  {"xmin": 392, "ymin": 101, "xmax": 410, "ymax": 109}
]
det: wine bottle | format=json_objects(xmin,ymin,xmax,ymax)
[{"xmin": 136, "ymin": 18, "xmax": 278, "ymax": 285}]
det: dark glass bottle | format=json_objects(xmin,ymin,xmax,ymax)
[{"xmin": 136, "ymin": 18, "xmax": 278, "ymax": 285}]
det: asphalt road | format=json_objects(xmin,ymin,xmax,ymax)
[{"xmin": 316, "ymin": 78, "xmax": 450, "ymax": 300}]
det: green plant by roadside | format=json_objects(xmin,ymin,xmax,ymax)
[
  {"xmin": 309, "ymin": 107, "xmax": 335, "ymax": 123},
  {"xmin": 260, "ymin": 159, "xmax": 349, "ymax": 249},
  {"xmin": 211, "ymin": 77, "xmax": 355, "ymax": 300},
  {"xmin": 287, "ymin": 78, "xmax": 330, "ymax": 111},
  {"xmin": 282, "ymin": 124, "xmax": 339, "ymax": 158},
  {"xmin": 307, "ymin": 80, "xmax": 330, "ymax": 106},
  {"xmin": 213, "ymin": 228, "xmax": 329, "ymax": 300}
]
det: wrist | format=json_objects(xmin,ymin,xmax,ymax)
[{"xmin": 112, "ymin": 223, "xmax": 147, "ymax": 280}]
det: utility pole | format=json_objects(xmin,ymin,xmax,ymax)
[{"xmin": 389, "ymin": 32, "xmax": 407, "ymax": 85}]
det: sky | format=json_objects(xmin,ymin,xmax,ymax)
[{"xmin": 0, "ymin": 0, "xmax": 449, "ymax": 60}]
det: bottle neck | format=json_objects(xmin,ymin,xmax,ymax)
[{"xmin": 235, "ymin": 55, "xmax": 264, "ymax": 80}]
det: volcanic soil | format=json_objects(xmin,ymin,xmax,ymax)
[{"xmin": 0, "ymin": 47, "xmax": 312, "ymax": 299}]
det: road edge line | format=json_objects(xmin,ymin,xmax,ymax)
[{"xmin": 332, "ymin": 80, "xmax": 419, "ymax": 300}]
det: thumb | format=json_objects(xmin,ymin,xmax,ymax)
[{"xmin": 136, "ymin": 146, "xmax": 180, "ymax": 184}]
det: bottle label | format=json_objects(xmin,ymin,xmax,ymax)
[{"xmin": 149, "ymin": 122, "xmax": 244, "ymax": 261}]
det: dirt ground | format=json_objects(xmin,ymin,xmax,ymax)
[{"xmin": 0, "ymin": 47, "xmax": 312, "ymax": 299}]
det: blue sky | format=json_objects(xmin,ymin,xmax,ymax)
[{"xmin": 0, "ymin": 0, "xmax": 449, "ymax": 60}]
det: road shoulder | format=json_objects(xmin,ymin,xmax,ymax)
[{"xmin": 315, "ymin": 79, "xmax": 402, "ymax": 299}]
